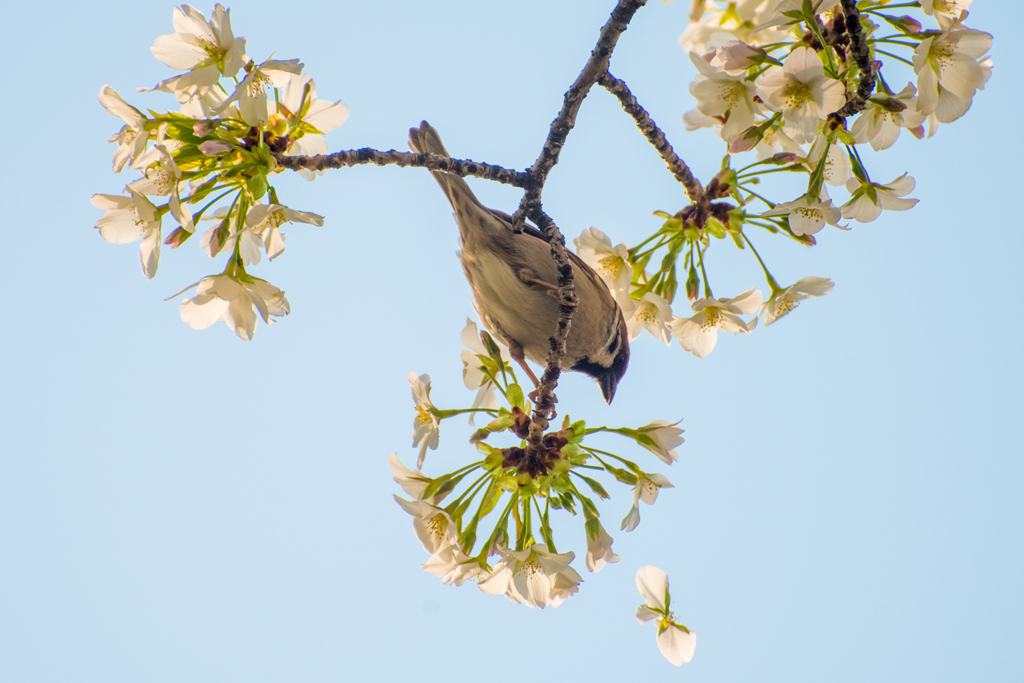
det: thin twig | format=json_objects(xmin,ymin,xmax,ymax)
[
  {"xmin": 273, "ymin": 149, "xmax": 528, "ymax": 187},
  {"xmin": 598, "ymin": 71, "xmax": 703, "ymax": 201}
]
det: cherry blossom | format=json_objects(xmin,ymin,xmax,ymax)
[
  {"xmin": 635, "ymin": 566, "xmax": 696, "ymax": 666},
  {"xmin": 671, "ymin": 289, "xmax": 762, "ymax": 357}
]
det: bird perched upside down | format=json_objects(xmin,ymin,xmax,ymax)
[{"xmin": 409, "ymin": 121, "xmax": 629, "ymax": 403}]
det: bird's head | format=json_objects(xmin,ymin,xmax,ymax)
[{"xmin": 572, "ymin": 311, "xmax": 630, "ymax": 404}]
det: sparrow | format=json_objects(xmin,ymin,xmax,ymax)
[{"xmin": 409, "ymin": 121, "xmax": 629, "ymax": 403}]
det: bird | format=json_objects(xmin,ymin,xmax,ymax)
[{"xmin": 408, "ymin": 121, "xmax": 629, "ymax": 403}]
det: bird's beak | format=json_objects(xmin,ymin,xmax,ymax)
[{"xmin": 599, "ymin": 374, "xmax": 618, "ymax": 404}]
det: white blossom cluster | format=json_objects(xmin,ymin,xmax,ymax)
[
  {"xmin": 92, "ymin": 4, "xmax": 348, "ymax": 340},
  {"xmin": 392, "ymin": 321, "xmax": 685, "ymax": 610},
  {"xmin": 572, "ymin": 0, "xmax": 991, "ymax": 359}
]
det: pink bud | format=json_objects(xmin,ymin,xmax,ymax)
[
  {"xmin": 199, "ymin": 140, "xmax": 232, "ymax": 156},
  {"xmin": 193, "ymin": 120, "xmax": 215, "ymax": 137},
  {"xmin": 729, "ymin": 127, "xmax": 760, "ymax": 154},
  {"xmin": 164, "ymin": 227, "xmax": 190, "ymax": 249}
]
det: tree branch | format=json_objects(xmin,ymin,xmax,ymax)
[
  {"xmin": 598, "ymin": 71, "xmax": 704, "ymax": 202},
  {"xmin": 511, "ymin": 0, "xmax": 648, "ymax": 232},
  {"xmin": 523, "ymin": 206, "xmax": 577, "ymax": 462},
  {"xmin": 273, "ymin": 149, "xmax": 528, "ymax": 187},
  {"xmin": 834, "ymin": 0, "xmax": 876, "ymax": 118}
]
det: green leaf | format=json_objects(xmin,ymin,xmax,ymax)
[
  {"xmin": 459, "ymin": 516, "xmax": 478, "ymax": 553},
  {"xmin": 705, "ymin": 217, "xmax": 726, "ymax": 239},
  {"xmin": 478, "ymin": 482, "xmax": 503, "ymax": 519},
  {"xmin": 248, "ymin": 171, "xmax": 268, "ymax": 200},
  {"xmin": 506, "ymin": 383, "xmax": 526, "ymax": 411},
  {"xmin": 559, "ymin": 492, "xmax": 577, "ymax": 515},
  {"xmin": 575, "ymin": 474, "xmax": 610, "ymax": 500},
  {"xmin": 604, "ymin": 464, "xmax": 639, "ymax": 485}
]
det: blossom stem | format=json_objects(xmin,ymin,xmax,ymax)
[
  {"xmin": 873, "ymin": 38, "xmax": 918, "ymax": 48},
  {"xmin": 739, "ymin": 187, "xmax": 777, "ymax": 208},
  {"xmin": 477, "ymin": 494, "xmax": 520, "ymax": 564},
  {"xmin": 480, "ymin": 367, "xmax": 512, "ymax": 403},
  {"xmin": 740, "ymin": 232, "xmax": 782, "ymax": 292},
  {"xmin": 191, "ymin": 189, "xmax": 238, "ymax": 221},
  {"xmin": 872, "ymin": 49, "xmax": 914, "ymax": 66},
  {"xmin": 695, "ymin": 242, "xmax": 713, "ymax": 300},
  {"xmin": 736, "ymin": 167, "xmax": 805, "ymax": 180},
  {"xmin": 850, "ymin": 144, "xmax": 871, "ymax": 183},
  {"xmin": 534, "ymin": 497, "xmax": 557, "ymax": 553},
  {"xmin": 582, "ymin": 446, "xmax": 639, "ymax": 470},
  {"xmin": 807, "ymin": 19, "xmax": 838, "ymax": 75},
  {"xmin": 628, "ymin": 231, "xmax": 663, "ymax": 257},
  {"xmin": 445, "ymin": 469, "xmax": 492, "ymax": 516},
  {"xmin": 863, "ymin": 3, "xmax": 918, "ymax": 12}
]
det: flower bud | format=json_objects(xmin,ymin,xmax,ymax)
[
  {"xmin": 870, "ymin": 95, "xmax": 909, "ymax": 113},
  {"xmin": 192, "ymin": 120, "xmax": 215, "ymax": 137},
  {"xmin": 198, "ymin": 140, "xmax": 232, "ymax": 156},
  {"xmin": 685, "ymin": 264, "xmax": 700, "ymax": 301},
  {"xmin": 889, "ymin": 15, "xmax": 922, "ymax": 34},
  {"xmin": 729, "ymin": 127, "xmax": 760, "ymax": 154},
  {"xmin": 163, "ymin": 226, "xmax": 191, "ymax": 249}
]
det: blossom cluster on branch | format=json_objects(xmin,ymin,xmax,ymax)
[
  {"xmin": 92, "ymin": 4, "xmax": 348, "ymax": 339},
  {"xmin": 593, "ymin": 0, "xmax": 992, "ymax": 360},
  {"xmin": 394, "ymin": 321, "xmax": 683, "ymax": 609}
]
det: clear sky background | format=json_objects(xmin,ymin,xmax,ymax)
[{"xmin": 2, "ymin": 1, "xmax": 1020, "ymax": 681}]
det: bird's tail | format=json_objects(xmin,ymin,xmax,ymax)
[{"xmin": 408, "ymin": 121, "xmax": 486, "ymax": 230}]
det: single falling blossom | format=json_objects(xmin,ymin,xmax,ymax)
[
  {"xmin": 459, "ymin": 319, "xmax": 510, "ymax": 425},
  {"xmin": 626, "ymin": 293, "xmax": 674, "ymax": 344},
  {"xmin": 176, "ymin": 273, "xmax": 289, "ymax": 340},
  {"xmin": 393, "ymin": 496, "xmax": 459, "ymax": 556},
  {"xmin": 409, "ymin": 372, "xmax": 439, "ymax": 469},
  {"xmin": 635, "ymin": 566, "xmax": 696, "ymax": 666},
  {"xmin": 762, "ymin": 276, "xmax": 833, "ymax": 326},
  {"xmin": 671, "ymin": 288, "xmax": 762, "ymax": 358},
  {"xmin": 762, "ymin": 196, "xmax": 842, "ymax": 236},
  {"xmin": 756, "ymin": 47, "xmax": 846, "ymax": 143},
  {"xmin": 621, "ymin": 472, "xmax": 674, "ymax": 532},
  {"xmin": 585, "ymin": 521, "xmax": 620, "ymax": 573},
  {"xmin": 478, "ymin": 544, "xmax": 583, "ymax": 609},
  {"xmin": 574, "ymin": 227, "xmax": 632, "ymax": 296},
  {"xmin": 91, "ymin": 188, "xmax": 162, "ymax": 280},
  {"xmin": 912, "ymin": 13, "xmax": 992, "ymax": 124},
  {"xmin": 850, "ymin": 84, "xmax": 927, "ymax": 152},
  {"xmin": 688, "ymin": 50, "xmax": 760, "ymax": 142},
  {"xmin": 841, "ymin": 174, "xmax": 918, "ymax": 223},
  {"xmin": 144, "ymin": 4, "xmax": 246, "ymax": 102},
  {"xmin": 98, "ymin": 86, "xmax": 149, "ymax": 173},
  {"xmin": 635, "ymin": 419, "xmax": 686, "ymax": 465}
]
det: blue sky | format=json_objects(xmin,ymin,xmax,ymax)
[{"xmin": 2, "ymin": 1, "xmax": 1021, "ymax": 681}]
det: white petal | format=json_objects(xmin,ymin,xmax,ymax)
[
  {"xmin": 657, "ymin": 625, "xmax": 697, "ymax": 665},
  {"xmin": 636, "ymin": 565, "xmax": 669, "ymax": 610}
]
